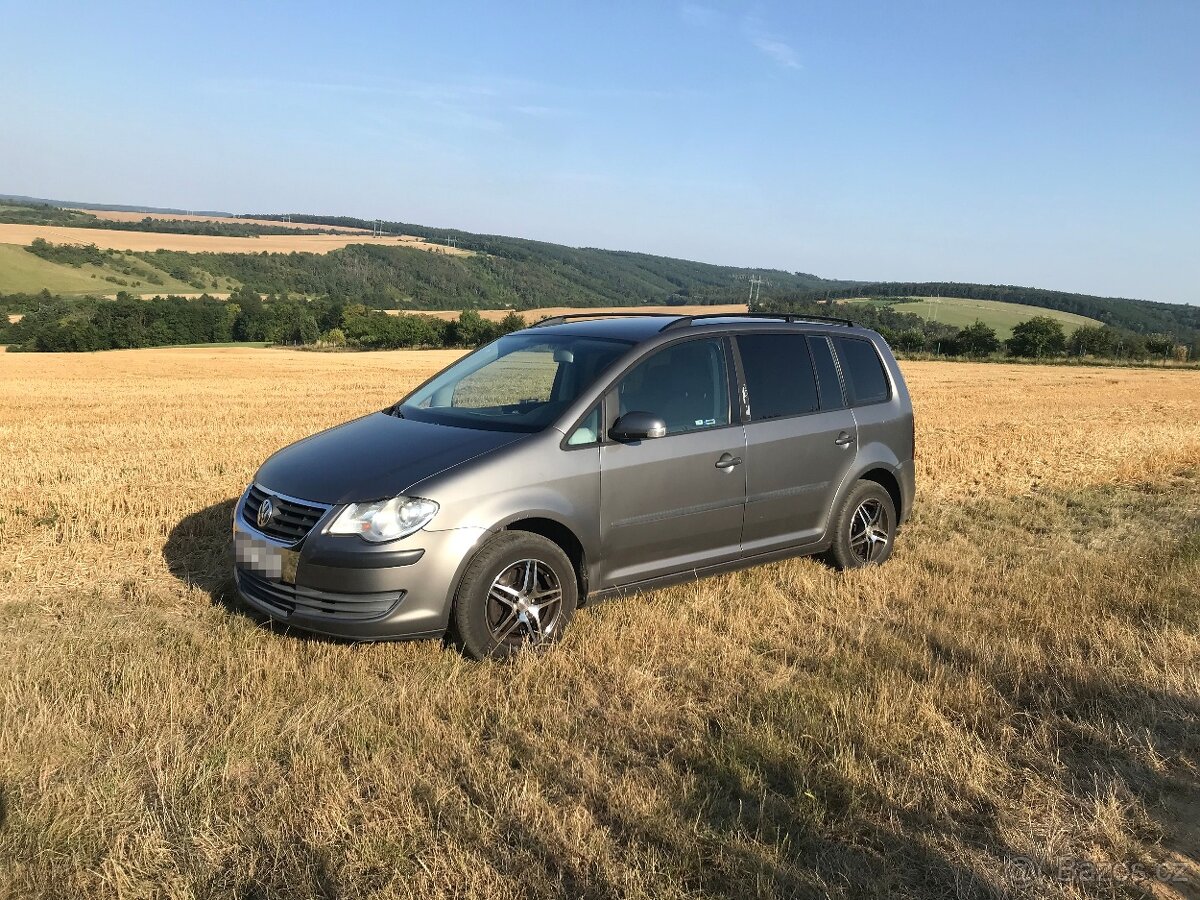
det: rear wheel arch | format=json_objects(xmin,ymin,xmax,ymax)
[{"xmin": 859, "ymin": 467, "xmax": 903, "ymax": 522}]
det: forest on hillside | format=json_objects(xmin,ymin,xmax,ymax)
[{"xmin": 133, "ymin": 243, "xmax": 841, "ymax": 310}]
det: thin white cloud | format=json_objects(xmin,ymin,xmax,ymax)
[
  {"xmin": 743, "ymin": 14, "xmax": 801, "ymax": 70},
  {"xmin": 513, "ymin": 105, "xmax": 570, "ymax": 118},
  {"xmin": 679, "ymin": 3, "xmax": 721, "ymax": 28}
]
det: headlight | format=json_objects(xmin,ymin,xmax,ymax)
[{"xmin": 328, "ymin": 496, "xmax": 439, "ymax": 543}]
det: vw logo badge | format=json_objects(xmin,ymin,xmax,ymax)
[{"xmin": 257, "ymin": 497, "xmax": 275, "ymax": 529}]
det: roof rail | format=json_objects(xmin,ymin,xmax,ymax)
[
  {"xmin": 532, "ymin": 311, "xmax": 679, "ymax": 327},
  {"xmin": 659, "ymin": 312, "xmax": 855, "ymax": 331}
]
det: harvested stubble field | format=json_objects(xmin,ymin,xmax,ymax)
[
  {"xmin": 71, "ymin": 209, "xmax": 373, "ymax": 233},
  {"xmin": 1, "ymin": 349, "xmax": 1198, "ymax": 899},
  {"xmin": 0, "ymin": 224, "xmax": 472, "ymax": 256}
]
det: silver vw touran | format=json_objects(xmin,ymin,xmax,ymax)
[{"xmin": 233, "ymin": 313, "xmax": 915, "ymax": 659}]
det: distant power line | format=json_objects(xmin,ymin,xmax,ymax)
[{"xmin": 747, "ymin": 275, "xmax": 770, "ymax": 309}]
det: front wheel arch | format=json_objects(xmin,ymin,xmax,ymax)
[
  {"xmin": 497, "ymin": 515, "xmax": 589, "ymax": 600},
  {"xmin": 448, "ymin": 530, "xmax": 580, "ymax": 660}
]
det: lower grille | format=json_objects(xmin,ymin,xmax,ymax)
[
  {"xmin": 242, "ymin": 484, "xmax": 328, "ymax": 545},
  {"xmin": 236, "ymin": 568, "xmax": 403, "ymax": 622}
]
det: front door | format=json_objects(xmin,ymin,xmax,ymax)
[{"xmin": 598, "ymin": 337, "xmax": 747, "ymax": 586}]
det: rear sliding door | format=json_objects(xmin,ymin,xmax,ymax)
[{"xmin": 736, "ymin": 332, "xmax": 859, "ymax": 553}]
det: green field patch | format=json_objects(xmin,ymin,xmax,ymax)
[
  {"xmin": 842, "ymin": 296, "xmax": 1101, "ymax": 339},
  {"xmin": 0, "ymin": 244, "xmax": 219, "ymax": 296},
  {"xmin": 169, "ymin": 341, "xmax": 273, "ymax": 349}
]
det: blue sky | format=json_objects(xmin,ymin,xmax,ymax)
[{"xmin": 2, "ymin": 1, "xmax": 1197, "ymax": 302}]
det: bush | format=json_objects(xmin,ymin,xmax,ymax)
[
  {"xmin": 496, "ymin": 310, "xmax": 526, "ymax": 335},
  {"xmin": 1007, "ymin": 317, "xmax": 1067, "ymax": 358},
  {"xmin": 448, "ymin": 309, "xmax": 496, "ymax": 347},
  {"xmin": 26, "ymin": 239, "xmax": 109, "ymax": 267},
  {"xmin": 956, "ymin": 320, "xmax": 1001, "ymax": 356}
]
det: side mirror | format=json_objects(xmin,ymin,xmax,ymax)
[{"xmin": 610, "ymin": 411, "xmax": 667, "ymax": 441}]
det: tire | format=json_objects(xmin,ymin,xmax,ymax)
[
  {"xmin": 450, "ymin": 531, "xmax": 578, "ymax": 661},
  {"xmin": 824, "ymin": 480, "xmax": 897, "ymax": 571}
]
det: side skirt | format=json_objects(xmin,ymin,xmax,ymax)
[{"xmin": 582, "ymin": 540, "xmax": 833, "ymax": 605}]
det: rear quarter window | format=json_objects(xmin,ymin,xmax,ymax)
[
  {"xmin": 807, "ymin": 335, "xmax": 846, "ymax": 410},
  {"xmin": 832, "ymin": 336, "xmax": 890, "ymax": 406}
]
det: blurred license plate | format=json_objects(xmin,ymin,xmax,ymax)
[{"xmin": 234, "ymin": 523, "xmax": 299, "ymax": 582}]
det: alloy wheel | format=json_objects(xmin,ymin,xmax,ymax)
[
  {"xmin": 848, "ymin": 498, "xmax": 890, "ymax": 564},
  {"xmin": 486, "ymin": 559, "xmax": 563, "ymax": 648}
]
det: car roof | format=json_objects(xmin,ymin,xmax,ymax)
[
  {"xmin": 529, "ymin": 315, "xmax": 681, "ymax": 341},
  {"xmin": 525, "ymin": 313, "xmax": 873, "ymax": 343}
]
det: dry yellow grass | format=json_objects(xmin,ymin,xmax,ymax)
[
  {"xmin": 398, "ymin": 304, "xmax": 750, "ymax": 323},
  {"xmin": 1, "ymin": 350, "xmax": 1198, "ymax": 898},
  {"xmin": 0, "ymin": 223, "xmax": 473, "ymax": 256}
]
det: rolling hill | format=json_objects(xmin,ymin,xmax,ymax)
[
  {"xmin": 844, "ymin": 297, "xmax": 1101, "ymax": 339},
  {"xmin": 1, "ymin": 194, "xmax": 1196, "ymax": 347},
  {"xmin": 779, "ymin": 281, "xmax": 1200, "ymax": 343},
  {"xmin": 0, "ymin": 244, "xmax": 207, "ymax": 296}
]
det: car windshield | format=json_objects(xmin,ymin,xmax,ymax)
[{"xmin": 399, "ymin": 332, "xmax": 633, "ymax": 432}]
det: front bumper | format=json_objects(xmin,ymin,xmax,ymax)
[{"xmin": 232, "ymin": 493, "xmax": 488, "ymax": 641}]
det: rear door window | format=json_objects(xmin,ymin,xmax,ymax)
[
  {"xmin": 736, "ymin": 333, "xmax": 819, "ymax": 421},
  {"xmin": 832, "ymin": 336, "xmax": 890, "ymax": 405}
]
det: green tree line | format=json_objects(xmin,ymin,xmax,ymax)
[
  {"xmin": 2, "ymin": 288, "xmax": 1192, "ymax": 362},
  {"xmin": 1, "ymin": 289, "xmax": 526, "ymax": 353}
]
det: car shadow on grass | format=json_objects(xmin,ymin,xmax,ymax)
[
  {"xmin": 162, "ymin": 497, "xmax": 354, "ymax": 644},
  {"xmin": 163, "ymin": 498, "xmax": 238, "ymax": 603}
]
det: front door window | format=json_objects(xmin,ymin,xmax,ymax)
[{"xmin": 616, "ymin": 338, "xmax": 730, "ymax": 434}]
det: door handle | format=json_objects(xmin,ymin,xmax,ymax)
[
  {"xmin": 715, "ymin": 453, "xmax": 742, "ymax": 469},
  {"xmin": 834, "ymin": 432, "xmax": 855, "ymax": 447}
]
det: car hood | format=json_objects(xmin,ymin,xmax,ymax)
[{"xmin": 254, "ymin": 411, "xmax": 525, "ymax": 505}]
